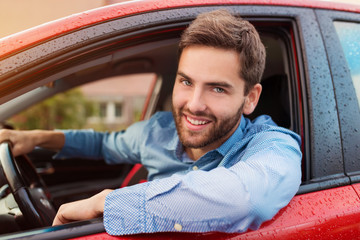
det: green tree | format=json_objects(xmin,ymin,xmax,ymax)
[{"xmin": 9, "ymin": 89, "xmax": 95, "ymax": 130}]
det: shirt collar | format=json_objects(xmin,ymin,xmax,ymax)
[{"xmin": 175, "ymin": 139, "xmax": 184, "ymax": 160}]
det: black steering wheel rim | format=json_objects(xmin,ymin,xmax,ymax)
[{"xmin": 0, "ymin": 141, "xmax": 56, "ymax": 227}]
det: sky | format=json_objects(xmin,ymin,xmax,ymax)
[{"xmin": 0, "ymin": 0, "xmax": 108, "ymax": 38}]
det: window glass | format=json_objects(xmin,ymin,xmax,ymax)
[
  {"xmin": 115, "ymin": 103, "xmax": 123, "ymax": 117},
  {"xmin": 99, "ymin": 102, "xmax": 107, "ymax": 118},
  {"xmin": 8, "ymin": 73, "xmax": 157, "ymax": 131},
  {"xmin": 334, "ymin": 21, "xmax": 360, "ymax": 107}
]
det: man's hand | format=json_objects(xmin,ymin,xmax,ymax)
[
  {"xmin": 52, "ymin": 189, "xmax": 113, "ymax": 226},
  {"xmin": 0, "ymin": 129, "xmax": 65, "ymax": 157},
  {"xmin": 0, "ymin": 129, "xmax": 39, "ymax": 156}
]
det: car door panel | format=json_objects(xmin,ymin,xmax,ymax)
[{"xmin": 3, "ymin": 185, "xmax": 359, "ymax": 240}]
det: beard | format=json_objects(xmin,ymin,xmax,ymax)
[{"xmin": 172, "ymin": 101, "xmax": 244, "ymax": 149}]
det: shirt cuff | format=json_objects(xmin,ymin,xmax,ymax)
[{"xmin": 104, "ymin": 183, "xmax": 149, "ymax": 235}]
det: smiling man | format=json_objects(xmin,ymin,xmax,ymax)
[
  {"xmin": 0, "ymin": 9, "xmax": 301, "ymax": 235},
  {"xmin": 172, "ymin": 46, "xmax": 259, "ymax": 160}
]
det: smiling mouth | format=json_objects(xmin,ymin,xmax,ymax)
[{"xmin": 186, "ymin": 116, "xmax": 210, "ymax": 125}]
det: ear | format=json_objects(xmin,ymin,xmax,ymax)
[{"xmin": 243, "ymin": 83, "xmax": 262, "ymax": 115}]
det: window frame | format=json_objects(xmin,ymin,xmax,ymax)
[{"xmin": 0, "ymin": 4, "xmax": 344, "ymax": 192}]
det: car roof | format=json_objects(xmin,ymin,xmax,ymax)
[{"xmin": 0, "ymin": 0, "xmax": 359, "ymax": 59}]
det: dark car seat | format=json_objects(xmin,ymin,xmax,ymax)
[{"xmin": 245, "ymin": 74, "xmax": 291, "ymax": 129}]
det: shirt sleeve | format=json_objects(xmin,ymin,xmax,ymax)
[
  {"xmin": 103, "ymin": 131, "xmax": 302, "ymax": 235},
  {"xmin": 54, "ymin": 121, "xmax": 146, "ymax": 165}
]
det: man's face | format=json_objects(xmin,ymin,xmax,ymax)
[{"xmin": 172, "ymin": 46, "xmax": 248, "ymax": 153}]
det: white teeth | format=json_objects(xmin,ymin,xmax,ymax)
[{"xmin": 187, "ymin": 116, "xmax": 208, "ymax": 125}]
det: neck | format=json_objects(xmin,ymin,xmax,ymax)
[{"xmin": 185, "ymin": 148, "xmax": 207, "ymax": 161}]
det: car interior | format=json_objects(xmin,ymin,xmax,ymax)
[{"xmin": 0, "ymin": 21, "xmax": 301, "ymax": 234}]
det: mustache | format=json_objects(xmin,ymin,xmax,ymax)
[{"xmin": 178, "ymin": 107, "xmax": 215, "ymax": 121}]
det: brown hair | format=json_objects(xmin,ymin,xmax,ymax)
[{"xmin": 179, "ymin": 9, "xmax": 266, "ymax": 95}]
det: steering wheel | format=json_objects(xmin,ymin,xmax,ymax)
[{"xmin": 0, "ymin": 141, "xmax": 56, "ymax": 228}]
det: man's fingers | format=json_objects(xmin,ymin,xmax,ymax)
[
  {"xmin": 52, "ymin": 205, "xmax": 70, "ymax": 226},
  {"xmin": 52, "ymin": 190, "xmax": 111, "ymax": 226},
  {"xmin": 0, "ymin": 130, "xmax": 29, "ymax": 156},
  {"xmin": 52, "ymin": 215, "xmax": 65, "ymax": 226}
]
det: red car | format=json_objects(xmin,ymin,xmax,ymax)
[{"xmin": 0, "ymin": 0, "xmax": 360, "ymax": 239}]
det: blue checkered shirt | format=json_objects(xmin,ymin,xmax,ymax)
[{"xmin": 56, "ymin": 111, "xmax": 302, "ymax": 235}]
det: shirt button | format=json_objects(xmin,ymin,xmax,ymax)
[
  {"xmin": 192, "ymin": 166, "xmax": 199, "ymax": 171},
  {"xmin": 174, "ymin": 223, "xmax": 183, "ymax": 231}
]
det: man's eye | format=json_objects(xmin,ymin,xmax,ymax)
[
  {"xmin": 214, "ymin": 87, "xmax": 225, "ymax": 93},
  {"xmin": 182, "ymin": 80, "xmax": 191, "ymax": 86}
]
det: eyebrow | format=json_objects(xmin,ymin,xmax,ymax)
[
  {"xmin": 177, "ymin": 71, "xmax": 191, "ymax": 80},
  {"xmin": 177, "ymin": 71, "xmax": 235, "ymax": 89}
]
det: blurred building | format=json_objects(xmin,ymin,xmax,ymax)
[{"xmin": 80, "ymin": 73, "xmax": 157, "ymax": 131}]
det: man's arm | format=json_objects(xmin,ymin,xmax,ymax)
[
  {"xmin": 103, "ymin": 131, "xmax": 301, "ymax": 235},
  {"xmin": 52, "ymin": 130, "xmax": 301, "ymax": 235},
  {"xmin": 55, "ymin": 123, "xmax": 144, "ymax": 163},
  {"xmin": 0, "ymin": 129, "xmax": 65, "ymax": 156}
]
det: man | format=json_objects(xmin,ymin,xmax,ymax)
[{"xmin": 0, "ymin": 10, "xmax": 301, "ymax": 235}]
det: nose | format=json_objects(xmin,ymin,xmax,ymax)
[{"xmin": 187, "ymin": 87, "xmax": 207, "ymax": 113}]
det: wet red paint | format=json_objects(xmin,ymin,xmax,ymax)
[
  {"xmin": 1, "ymin": 0, "xmax": 360, "ymax": 59},
  {"xmin": 70, "ymin": 185, "xmax": 360, "ymax": 240},
  {"xmin": 352, "ymin": 182, "xmax": 360, "ymax": 199}
]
